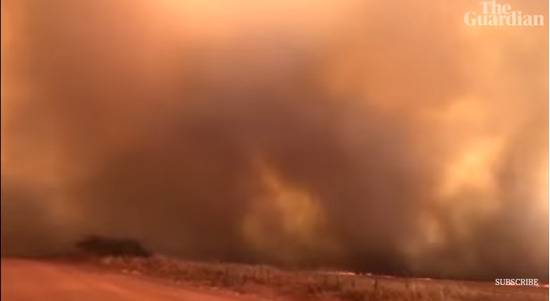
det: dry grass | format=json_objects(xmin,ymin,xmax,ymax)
[{"xmin": 88, "ymin": 255, "xmax": 547, "ymax": 301}]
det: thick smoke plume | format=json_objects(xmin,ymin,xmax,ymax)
[{"xmin": 2, "ymin": 0, "xmax": 548, "ymax": 280}]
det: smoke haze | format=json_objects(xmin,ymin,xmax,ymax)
[{"xmin": 1, "ymin": 0, "xmax": 548, "ymax": 280}]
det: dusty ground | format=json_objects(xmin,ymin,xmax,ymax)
[
  {"xmin": 1, "ymin": 258, "xmax": 270, "ymax": 301},
  {"xmin": 2, "ymin": 257, "xmax": 547, "ymax": 301}
]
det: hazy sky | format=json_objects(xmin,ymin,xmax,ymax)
[{"xmin": 1, "ymin": 0, "xmax": 548, "ymax": 280}]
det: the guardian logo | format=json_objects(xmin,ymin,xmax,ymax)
[{"xmin": 464, "ymin": 0, "xmax": 544, "ymax": 27}]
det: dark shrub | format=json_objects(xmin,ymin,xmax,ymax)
[{"xmin": 76, "ymin": 235, "xmax": 151, "ymax": 257}]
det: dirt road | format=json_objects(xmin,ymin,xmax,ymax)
[{"xmin": 1, "ymin": 259, "xmax": 267, "ymax": 301}]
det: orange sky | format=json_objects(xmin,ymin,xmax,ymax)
[{"xmin": 1, "ymin": 0, "xmax": 548, "ymax": 280}]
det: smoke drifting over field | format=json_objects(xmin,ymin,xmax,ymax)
[{"xmin": 2, "ymin": 0, "xmax": 548, "ymax": 280}]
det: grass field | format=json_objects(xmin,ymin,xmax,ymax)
[{"xmin": 85, "ymin": 255, "xmax": 548, "ymax": 301}]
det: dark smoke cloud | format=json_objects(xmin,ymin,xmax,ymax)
[{"xmin": 2, "ymin": 0, "xmax": 547, "ymax": 280}]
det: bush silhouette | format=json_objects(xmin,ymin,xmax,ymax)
[{"xmin": 76, "ymin": 235, "xmax": 151, "ymax": 257}]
